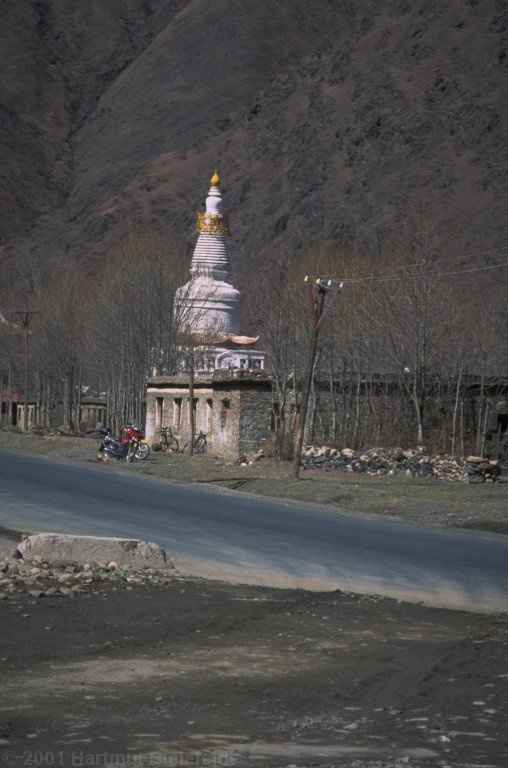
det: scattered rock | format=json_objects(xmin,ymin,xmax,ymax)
[
  {"xmin": 300, "ymin": 445, "xmax": 502, "ymax": 484},
  {"xmin": 0, "ymin": 545, "xmax": 176, "ymax": 602}
]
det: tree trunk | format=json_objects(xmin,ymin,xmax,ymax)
[
  {"xmin": 412, "ymin": 379, "xmax": 423, "ymax": 444},
  {"xmin": 7, "ymin": 362, "xmax": 13, "ymax": 427},
  {"xmin": 450, "ymin": 366, "xmax": 463, "ymax": 457},
  {"xmin": 460, "ymin": 400, "xmax": 465, "ymax": 457},
  {"xmin": 475, "ymin": 353, "xmax": 486, "ymax": 455},
  {"xmin": 481, "ymin": 402, "xmax": 489, "ymax": 458}
]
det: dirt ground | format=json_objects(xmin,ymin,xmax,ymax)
[
  {"xmin": 1, "ymin": 551, "xmax": 507, "ymax": 768},
  {"xmin": 1, "ymin": 432, "xmax": 507, "ymax": 767},
  {"xmin": 1, "ymin": 431, "xmax": 506, "ymax": 536}
]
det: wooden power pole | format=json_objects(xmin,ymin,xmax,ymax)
[
  {"xmin": 292, "ymin": 277, "xmax": 342, "ymax": 479},
  {"xmin": 187, "ymin": 350, "xmax": 195, "ymax": 456}
]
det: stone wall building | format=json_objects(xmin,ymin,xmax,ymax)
[
  {"xmin": 1, "ymin": 394, "xmax": 107, "ymax": 432},
  {"xmin": 145, "ymin": 370, "xmax": 272, "ymax": 460},
  {"xmin": 146, "ymin": 368, "xmax": 508, "ymax": 460}
]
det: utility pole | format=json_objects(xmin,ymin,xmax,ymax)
[
  {"xmin": 12, "ymin": 305, "xmax": 40, "ymax": 432},
  {"xmin": 187, "ymin": 350, "xmax": 195, "ymax": 456},
  {"xmin": 292, "ymin": 277, "xmax": 342, "ymax": 479}
]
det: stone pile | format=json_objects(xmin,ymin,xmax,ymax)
[
  {"xmin": 0, "ymin": 553, "xmax": 175, "ymax": 601},
  {"xmin": 465, "ymin": 455, "xmax": 502, "ymax": 484},
  {"xmin": 300, "ymin": 446, "xmax": 502, "ymax": 484}
]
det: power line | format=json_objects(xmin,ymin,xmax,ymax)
[
  {"xmin": 376, "ymin": 246, "xmax": 508, "ymax": 275},
  {"xmin": 312, "ymin": 245, "xmax": 508, "ymax": 283},
  {"xmin": 344, "ymin": 261, "xmax": 508, "ymax": 284},
  {"xmin": 309, "ymin": 260, "xmax": 508, "ymax": 287}
]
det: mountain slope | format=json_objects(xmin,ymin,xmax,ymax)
[
  {"xmin": 1, "ymin": 0, "xmax": 506, "ymax": 281},
  {"xmin": 0, "ymin": 0, "xmax": 188, "ymax": 245}
]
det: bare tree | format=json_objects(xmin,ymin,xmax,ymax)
[
  {"xmin": 88, "ymin": 232, "xmax": 187, "ymax": 432},
  {"xmin": 245, "ymin": 243, "xmax": 309, "ymax": 457}
]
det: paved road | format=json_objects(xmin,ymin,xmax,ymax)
[{"xmin": 1, "ymin": 449, "xmax": 507, "ymax": 611}]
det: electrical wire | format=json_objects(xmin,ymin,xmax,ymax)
[
  {"xmin": 308, "ymin": 258, "xmax": 508, "ymax": 286},
  {"xmin": 311, "ymin": 245, "xmax": 508, "ymax": 283},
  {"xmin": 368, "ymin": 245, "xmax": 508, "ymax": 274},
  {"xmin": 341, "ymin": 261, "xmax": 508, "ymax": 285}
]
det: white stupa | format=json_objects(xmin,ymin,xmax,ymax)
[{"xmin": 175, "ymin": 172, "xmax": 265, "ymax": 372}]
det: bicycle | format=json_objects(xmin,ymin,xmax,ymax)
[
  {"xmin": 193, "ymin": 429, "xmax": 207, "ymax": 454},
  {"xmin": 181, "ymin": 430, "xmax": 208, "ymax": 455},
  {"xmin": 157, "ymin": 426, "xmax": 179, "ymax": 453}
]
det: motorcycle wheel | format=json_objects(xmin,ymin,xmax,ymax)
[{"xmin": 135, "ymin": 442, "xmax": 150, "ymax": 460}]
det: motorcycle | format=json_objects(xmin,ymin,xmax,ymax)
[
  {"xmin": 97, "ymin": 423, "xmax": 150, "ymax": 462},
  {"xmin": 123, "ymin": 423, "xmax": 150, "ymax": 460}
]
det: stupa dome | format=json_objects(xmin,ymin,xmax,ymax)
[{"xmin": 175, "ymin": 174, "xmax": 241, "ymax": 337}]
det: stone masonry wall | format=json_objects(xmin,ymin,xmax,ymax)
[
  {"xmin": 238, "ymin": 385, "xmax": 273, "ymax": 458},
  {"xmin": 145, "ymin": 380, "xmax": 213, "ymax": 449},
  {"xmin": 211, "ymin": 387, "xmax": 241, "ymax": 460}
]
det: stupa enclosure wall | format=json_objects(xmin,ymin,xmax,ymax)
[
  {"xmin": 145, "ymin": 373, "xmax": 272, "ymax": 460},
  {"xmin": 214, "ymin": 379, "xmax": 273, "ymax": 459}
]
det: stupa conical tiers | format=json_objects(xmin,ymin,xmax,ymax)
[{"xmin": 175, "ymin": 172, "xmax": 265, "ymax": 372}]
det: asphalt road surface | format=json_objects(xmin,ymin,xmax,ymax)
[{"xmin": 1, "ymin": 449, "xmax": 507, "ymax": 611}]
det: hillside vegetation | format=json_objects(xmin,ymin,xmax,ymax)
[{"xmin": 0, "ymin": 0, "xmax": 506, "ymax": 280}]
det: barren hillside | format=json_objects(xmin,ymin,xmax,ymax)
[{"xmin": 0, "ymin": 0, "xmax": 506, "ymax": 284}]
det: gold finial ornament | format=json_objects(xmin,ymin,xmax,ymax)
[
  {"xmin": 210, "ymin": 171, "xmax": 220, "ymax": 187},
  {"xmin": 197, "ymin": 212, "xmax": 230, "ymax": 235}
]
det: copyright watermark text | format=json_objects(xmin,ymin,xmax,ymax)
[{"xmin": 1, "ymin": 750, "xmax": 237, "ymax": 767}]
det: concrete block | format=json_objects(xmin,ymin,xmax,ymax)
[
  {"xmin": 17, "ymin": 533, "xmax": 167, "ymax": 568},
  {"xmin": 0, "ymin": 536, "xmax": 17, "ymax": 561}
]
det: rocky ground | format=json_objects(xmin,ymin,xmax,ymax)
[
  {"xmin": 1, "ymin": 432, "xmax": 507, "ymax": 767},
  {"xmin": 0, "ymin": 523, "xmax": 507, "ymax": 768},
  {"xmin": 0, "ymin": 430, "xmax": 506, "ymax": 536}
]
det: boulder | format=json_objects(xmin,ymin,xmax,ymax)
[{"xmin": 17, "ymin": 533, "xmax": 167, "ymax": 568}]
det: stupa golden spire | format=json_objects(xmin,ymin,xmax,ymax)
[{"xmin": 197, "ymin": 170, "xmax": 229, "ymax": 235}]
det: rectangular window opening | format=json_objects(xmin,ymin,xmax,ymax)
[
  {"xmin": 187, "ymin": 397, "xmax": 198, "ymax": 433},
  {"xmin": 221, "ymin": 399, "xmax": 231, "ymax": 430},
  {"xmin": 173, "ymin": 398, "xmax": 182, "ymax": 432},
  {"xmin": 156, "ymin": 397, "xmax": 164, "ymax": 430},
  {"xmin": 206, "ymin": 399, "xmax": 213, "ymax": 434}
]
